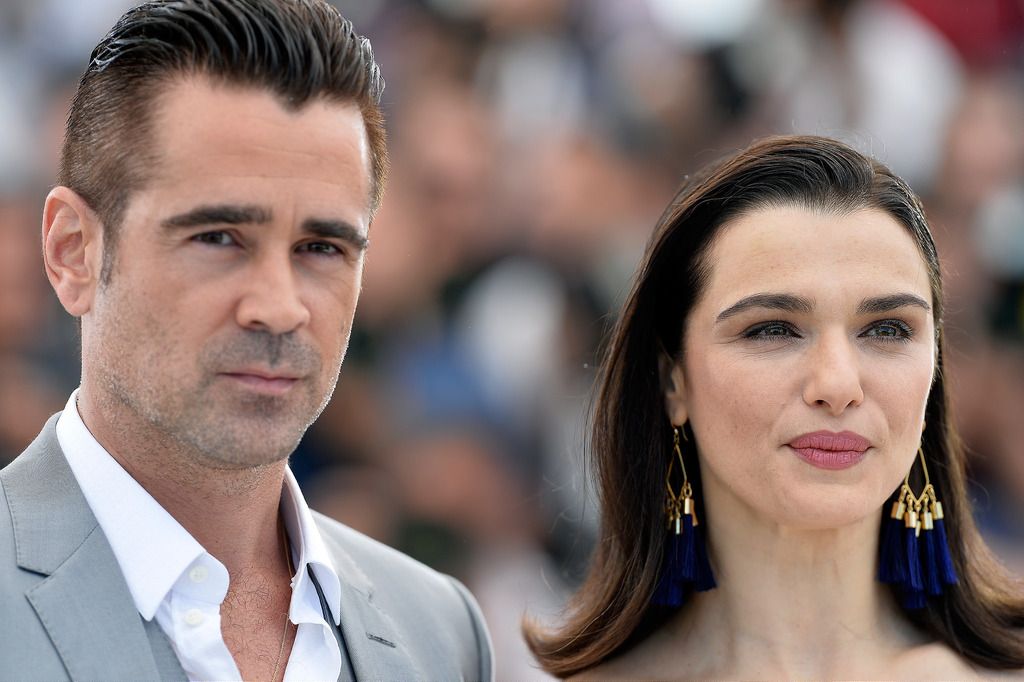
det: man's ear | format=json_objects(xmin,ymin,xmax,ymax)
[
  {"xmin": 659, "ymin": 351, "xmax": 688, "ymax": 426},
  {"xmin": 42, "ymin": 186, "xmax": 104, "ymax": 317}
]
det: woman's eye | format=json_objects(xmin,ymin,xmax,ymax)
[
  {"xmin": 862, "ymin": 319, "xmax": 913, "ymax": 342},
  {"xmin": 744, "ymin": 322, "xmax": 799, "ymax": 341},
  {"xmin": 192, "ymin": 231, "xmax": 236, "ymax": 246}
]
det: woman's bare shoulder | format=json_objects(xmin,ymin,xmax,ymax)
[
  {"xmin": 895, "ymin": 642, "xmax": 1024, "ymax": 680},
  {"xmin": 566, "ymin": 627, "xmax": 695, "ymax": 681},
  {"xmin": 569, "ymin": 640, "xmax": 1024, "ymax": 681},
  {"xmin": 570, "ymin": 660, "xmax": 658, "ymax": 681},
  {"xmin": 568, "ymin": 650, "xmax": 648, "ymax": 681}
]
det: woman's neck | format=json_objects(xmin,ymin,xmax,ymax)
[{"xmin": 663, "ymin": 476, "xmax": 928, "ymax": 679}]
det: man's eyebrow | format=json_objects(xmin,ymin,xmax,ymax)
[
  {"xmin": 162, "ymin": 204, "xmax": 272, "ymax": 228},
  {"xmin": 716, "ymin": 293, "xmax": 814, "ymax": 323},
  {"xmin": 302, "ymin": 218, "xmax": 369, "ymax": 251},
  {"xmin": 857, "ymin": 293, "xmax": 931, "ymax": 315},
  {"xmin": 161, "ymin": 207, "xmax": 369, "ymax": 250}
]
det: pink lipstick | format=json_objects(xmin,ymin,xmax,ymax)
[{"xmin": 788, "ymin": 431, "xmax": 871, "ymax": 470}]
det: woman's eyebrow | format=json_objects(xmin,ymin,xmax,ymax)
[
  {"xmin": 716, "ymin": 293, "xmax": 813, "ymax": 323},
  {"xmin": 857, "ymin": 293, "xmax": 931, "ymax": 315},
  {"xmin": 715, "ymin": 291, "xmax": 931, "ymax": 324}
]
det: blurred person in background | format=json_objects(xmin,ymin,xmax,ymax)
[
  {"xmin": 0, "ymin": 1, "xmax": 493, "ymax": 681},
  {"xmin": 0, "ymin": 193, "xmax": 66, "ymax": 464},
  {"xmin": 525, "ymin": 136, "xmax": 1024, "ymax": 679},
  {"xmin": 927, "ymin": 71, "xmax": 1024, "ymax": 579}
]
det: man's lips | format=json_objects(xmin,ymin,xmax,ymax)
[
  {"xmin": 787, "ymin": 431, "xmax": 871, "ymax": 471},
  {"xmin": 219, "ymin": 370, "xmax": 302, "ymax": 395}
]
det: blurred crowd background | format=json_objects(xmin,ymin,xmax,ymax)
[{"xmin": 2, "ymin": 0, "xmax": 1023, "ymax": 677}]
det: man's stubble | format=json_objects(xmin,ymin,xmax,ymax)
[{"xmin": 87, "ymin": 276, "xmax": 342, "ymax": 477}]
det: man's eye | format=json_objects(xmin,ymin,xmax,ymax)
[
  {"xmin": 744, "ymin": 322, "xmax": 799, "ymax": 341},
  {"xmin": 862, "ymin": 319, "xmax": 913, "ymax": 343},
  {"xmin": 298, "ymin": 242, "xmax": 342, "ymax": 256},
  {"xmin": 192, "ymin": 231, "xmax": 236, "ymax": 246}
]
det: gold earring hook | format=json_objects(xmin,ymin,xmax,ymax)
[{"xmin": 673, "ymin": 427, "xmax": 689, "ymax": 485}]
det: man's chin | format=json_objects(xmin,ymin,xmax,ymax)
[
  {"xmin": 194, "ymin": 452, "xmax": 293, "ymax": 471},
  {"xmin": 190, "ymin": 435, "xmax": 299, "ymax": 470},
  {"xmin": 174, "ymin": 416, "xmax": 305, "ymax": 470}
]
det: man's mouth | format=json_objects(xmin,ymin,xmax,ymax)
[{"xmin": 219, "ymin": 370, "xmax": 301, "ymax": 395}]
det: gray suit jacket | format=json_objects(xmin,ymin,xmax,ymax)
[{"xmin": 0, "ymin": 415, "xmax": 494, "ymax": 681}]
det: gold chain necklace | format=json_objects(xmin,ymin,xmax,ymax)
[{"xmin": 270, "ymin": 521, "xmax": 295, "ymax": 682}]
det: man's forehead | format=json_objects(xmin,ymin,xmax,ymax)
[
  {"xmin": 99, "ymin": 75, "xmax": 376, "ymax": 240},
  {"xmin": 139, "ymin": 75, "xmax": 373, "ymax": 209}
]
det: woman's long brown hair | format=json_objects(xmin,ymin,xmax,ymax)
[{"xmin": 524, "ymin": 135, "xmax": 1024, "ymax": 676}]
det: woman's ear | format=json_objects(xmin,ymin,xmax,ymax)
[
  {"xmin": 659, "ymin": 352, "xmax": 689, "ymax": 426},
  {"xmin": 42, "ymin": 186, "xmax": 104, "ymax": 317}
]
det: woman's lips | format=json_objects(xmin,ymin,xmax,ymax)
[{"xmin": 788, "ymin": 431, "xmax": 871, "ymax": 470}]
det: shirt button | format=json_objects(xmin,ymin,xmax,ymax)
[
  {"xmin": 189, "ymin": 565, "xmax": 209, "ymax": 583},
  {"xmin": 184, "ymin": 608, "xmax": 204, "ymax": 627}
]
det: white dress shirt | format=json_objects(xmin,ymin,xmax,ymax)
[{"xmin": 56, "ymin": 391, "xmax": 344, "ymax": 682}]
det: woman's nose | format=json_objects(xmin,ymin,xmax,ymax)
[{"xmin": 801, "ymin": 330, "xmax": 864, "ymax": 416}]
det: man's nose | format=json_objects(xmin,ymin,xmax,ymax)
[
  {"xmin": 801, "ymin": 330, "xmax": 864, "ymax": 416},
  {"xmin": 235, "ymin": 253, "xmax": 310, "ymax": 335}
]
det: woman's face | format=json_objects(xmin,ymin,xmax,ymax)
[{"xmin": 665, "ymin": 205, "xmax": 936, "ymax": 529}]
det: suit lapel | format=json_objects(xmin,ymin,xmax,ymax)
[
  {"xmin": 316, "ymin": 525, "xmax": 415, "ymax": 681},
  {"xmin": 335, "ymin": 580, "xmax": 413, "ymax": 681},
  {"xmin": 3, "ymin": 414, "xmax": 175, "ymax": 681},
  {"xmin": 26, "ymin": 527, "xmax": 177, "ymax": 681}
]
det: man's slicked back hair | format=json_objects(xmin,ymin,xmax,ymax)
[{"xmin": 60, "ymin": 0, "xmax": 388, "ymax": 281}]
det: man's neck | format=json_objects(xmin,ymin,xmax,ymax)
[{"xmin": 75, "ymin": 385, "xmax": 289, "ymax": 575}]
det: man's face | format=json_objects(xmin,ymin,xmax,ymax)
[{"xmin": 85, "ymin": 77, "xmax": 372, "ymax": 468}]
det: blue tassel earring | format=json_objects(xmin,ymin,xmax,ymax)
[
  {"xmin": 878, "ymin": 446, "xmax": 958, "ymax": 609},
  {"xmin": 653, "ymin": 425, "xmax": 716, "ymax": 607}
]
